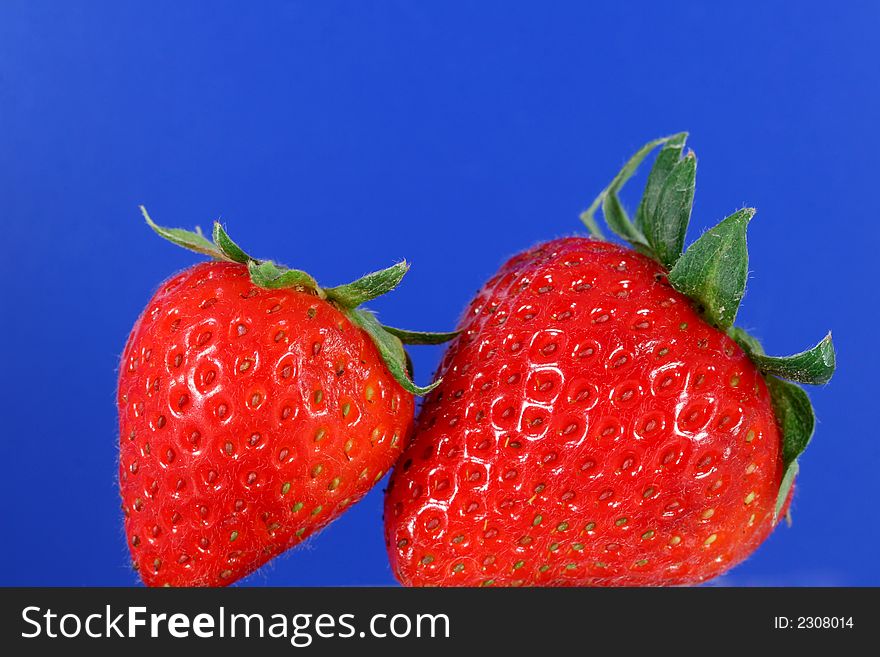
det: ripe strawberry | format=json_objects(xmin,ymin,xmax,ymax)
[
  {"xmin": 385, "ymin": 134, "xmax": 835, "ymax": 586},
  {"xmin": 119, "ymin": 211, "xmax": 455, "ymax": 586}
]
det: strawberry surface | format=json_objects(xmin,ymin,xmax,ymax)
[
  {"xmin": 385, "ymin": 239, "xmax": 782, "ymax": 586},
  {"xmin": 384, "ymin": 134, "xmax": 834, "ymax": 587},
  {"xmin": 119, "ymin": 261, "xmax": 414, "ymax": 586}
]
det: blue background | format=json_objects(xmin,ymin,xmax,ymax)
[{"xmin": 1, "ymin": 1, "xmax": 876, "ymax": 586}]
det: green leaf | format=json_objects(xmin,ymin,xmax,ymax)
[
  {"xmin": 140, "ymin": 206, "xmax": 221, "ymax": 258},
  {"xmin": 766, "ymin": 375, "xmax": 815, "ymax": 519},
  {"xmin": 635, "ymin": 132, "xmax": 688, "ymax": 233},
  {"xmin": 344, "ymin": 309, "xmax": 441, "ymax": 396},
  {"xmin": 668, "ymin": 208, "xmax": 754, "ymax": 330},
  {"xmin": 212, "ymin": 222, "xmax": 251, "ymax": 264},
  {"xmin": 748, "ymin": 333, "xmax": 835, "ymax": 386},
  {"xmin": 382, "ymin": 325, "xmax": 461, "ymax": 345},
  {"xmin": 767, "ymin": 376, "xmax": 816, "ymax": 470},
  {"xmin": 578, "ymin": 205, "xmax": 605, "ymax": 239},
  {"xmin": 325, "ymin": 261, "xmax": 410, "ymax": 308},
  {"xmin": 580, "ymin": 135, "xmax": 681, "ymax": 246},
  {"xmin": 247, "ymin": 260, "xmax": 320, "ymax": 292},
  {"xmin": 728, "ymin": 326, "xmax": 765, "ymax": 356},
  {"xmin": 642, "ymin": 152, "xmax": 696, "ymax": 269},
  {"xmin": 775, "ymin": 460, "xmax": 799, "ymax": 522},
  {"xmin": 603, "ymin": 193, "xmax": 645, "ymax": 245}
]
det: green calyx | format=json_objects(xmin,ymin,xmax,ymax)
[
  {"xmin": 139, "ymin": 206, "xmax": 456, "ymax": 395},
  {"xmin": 581, "ymin": 136, "xmax": 836, "ymax": 520}
]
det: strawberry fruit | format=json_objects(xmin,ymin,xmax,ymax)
[
  {"xmin": 118, "ymin": 211, "xmax": 454, "ymax": 586},
  {"xmin": 384, "ymin": 134, "xmax": 835, "ymax": 586}
]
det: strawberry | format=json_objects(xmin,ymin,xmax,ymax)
[
  {"xmin": 118, "ymin": 211, "xmax": 455, "ymax": 586},
  {"xmin": 384, "ymin": 134, "xmax": 835, "ymax": 586}
]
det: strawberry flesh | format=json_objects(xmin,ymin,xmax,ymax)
[
  {"xmin": 119, "ymin": 261, "xmax": 413, "ymax": 586},
  {"xmin": 385, "ymin": 239, "xmax": 783, "ymax": 586}
]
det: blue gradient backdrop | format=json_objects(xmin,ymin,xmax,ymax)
[{"xmin": 1, "ymin": 2, "xmax": 877, "ymax": 586}]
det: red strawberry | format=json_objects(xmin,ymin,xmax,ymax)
[
  {"xmin": 119, "ymin": 211, "xmax": 455, "ymax": 586},
  {"xmin": 384, "ymin": 134, "xmax": 835, "ymax": 586}
]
